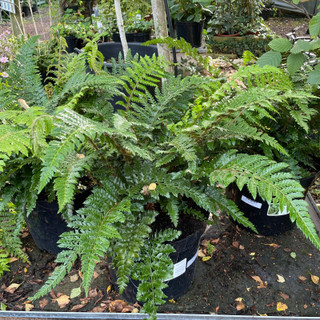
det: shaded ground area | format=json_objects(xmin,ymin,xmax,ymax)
[{"xmin": 1, "ymin": 211, "xmax": 320, "ymax": 316}]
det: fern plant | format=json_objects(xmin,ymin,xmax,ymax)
[{"xmin": 1, "ymin": 36, "xmax": 320, "ymax": 320}]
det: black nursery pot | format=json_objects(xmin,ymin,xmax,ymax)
[
  {"xmin": 175, "ymin": 21, "xmax": 204, "ymax": 48},
  {"xmin": 235, "ymin": 186, "xmax": 294, "ymax": 236},
  {"xmin": 112, "ymin": 32, "xmax": 151, "ymax": 43},
  {"xmin": 22, "ymin": 5, "xmax": 31, "ymax": 17},
  {"xmin": 110, "ymin": 221, "xmax": 206, "ymax": 303},
  {"xmin": 235, "ymin": 173, "xmax": 318, "ymax": 236},
  {"xmin": 25, "ymin": 200, "xmax": 68, "ymax": 255},
  {"xmin": 96, "ymin": 42, "xmax": 158, "ymax": 112},
  {"xmin": 65, "ymin": 36, "xmax": 79, "ymax": 54}
]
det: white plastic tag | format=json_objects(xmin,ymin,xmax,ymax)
[
  {"xmin": 241, "ymin": 195, "xmax": 262, "ymax": 209},
  {"xmin": 267, "ymin": 204, "xmax": 289, "ymax": 216}
]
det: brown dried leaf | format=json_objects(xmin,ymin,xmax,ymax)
[
  {"xmin": 265, "ymin": 243, "xmax": 280, "ymax": 250},
  {"xmin": 235, "ymin": 297, "xmax": 245, "ymax": 311},
  {"xmin": 280, "ymin": 293, "xmax": 289, "ymax": 300},
  {"xmin": 39, "ymin": 298, "xmax": 49, "ymax": 309},
  {"xmin": 5, "ymin": 283, "xmax": 21, "ymax": 294},
  {"xmin": 251, "ymin": 275, "xmax": 267, "ymax": 288},
  {"xmin": 232, "ymin": 241, "xmax": 239, "ymax": 248},
  {"xmin": 50, "ymin": 290, "xmax": 57, "ymax": 299},
  {"xmin": 8, "ymin": 257, "xmax": 18, "ymax": 263},
  {"xmin": 93, "ymin": 271, "xmax": 99, "ymax": 279},
  {"xmin": 88, "ymin": 288, "xmax": 98, "ymax": 298},
  {"xmin": 299, "ymin": 275, "xmax": 307, "ymax": 282},
  {"xmin": 122, "ymin": 305, "xmax": 135, "ymax": 313},
  {"xmin": 239, "ymin": 245, "xmax": 245, "ymax": 250},
  {"xmin": 198, "ymin": 250, "xmax": 206, "ymax": 258},
  {"xmin": 71, "ymin": 304, "xmax": 86, "ymax": 311},
  {"xmin": 211, "ymin": 238, "xmax": 220, "ymax": 245},
  {"xmin": 109, "ymin": 300, "xmax": 127, "ymax": 312},
  {"xmin": 55, "ymin": 295, "xmax": 70, "ymax": 308}
]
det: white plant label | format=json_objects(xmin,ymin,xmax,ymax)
[
  {"xmin": 187, "ymin": 250, "xmax": 198, "ymax": 268},
  {"xmin": 241, "ymin": 195, "xmax": 262, "ymax": 209},
  {"xmin": 267, "ymin": 204, "xmax": 289, "ymax": 216},
  {"xmin": 0, "ymin": 0, "xmax": 15, "ymax": 13}
]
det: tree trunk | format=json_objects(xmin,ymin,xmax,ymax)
[
  {"xmin": 114, "ymin": 0, "xmax": 128, "ymax": 59},
  {"xmin": 151, "ymin": 0, "xmax": 173, "ymax": 67}
]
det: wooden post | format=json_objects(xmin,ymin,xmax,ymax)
[
  {"xmin": 151, "ymin": 0, "xmax": 173, "ymax": 68},
  {"xmin": 10, "ymin": 0, "xmax": 25, "ymax": 36}
]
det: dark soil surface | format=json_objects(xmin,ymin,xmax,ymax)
[{"xmin": 1, "ymin": 210, "xmax": 320, "ymax": 316}]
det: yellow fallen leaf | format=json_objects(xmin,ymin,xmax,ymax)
[
  {"xmin": 202, "ymin": 256, "xmax": 211, "ymax": 262},
  {"xmin": 55, "ymin": 294, "xmax": 70, "ymax": 308},
  {"xmin": 169, "ymin": 299, "xmax": 175, "ymax": 304},
  {"xmin": 24, "ymin": 268, "xmax": 28, "ymax": 273},
  {"xmin": 277, "ymin": 274, "xmax": 285, "ymax": 283},
  {"xmin": 132, "ymin": 308, "xmax": 139, "ymax": 313},
  {"xmin": 277, "ymin": 302, "xmax": 288, "ymax": 311},
  {"xmin": 25, "ymin": 303, "xmax": 34, "ymax": 311},
  {"xmin": 148, "ymin": 183, "xmax": 157, "ymax": 191},
  {"xmin": 5, "ymin": 283, "xmax": 21, "ymax": 294},
  {"xmin": 311, "ymin": 274, "xmax": 319, "ymax": 285},
  {"xmin": 107, "ymin": 284, "xmax": 112, "ymax": 294}
]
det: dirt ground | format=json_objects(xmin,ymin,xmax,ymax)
[
  {"xmin": 0, "ymin": 7, "xmax": 319, "ymax": 317},
  {"xmin": 1, "ymin": 211, "xmax": 320, "ymax": 316}
]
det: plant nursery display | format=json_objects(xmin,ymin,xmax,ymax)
[{"xmin": 0, "ymin": 33, "xmax": 320, "ymax": 320}]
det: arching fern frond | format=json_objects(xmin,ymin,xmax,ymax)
[{"xmin": 210, "ymin": 151, "xmax": 320, "ymax": 250}]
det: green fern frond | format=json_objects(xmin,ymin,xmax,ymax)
[
  {"xmin": 77, "ymin": 185, "xmax": 130, "ymax": 295},
  {"xmin": 0, "ymin": 125, "xmax": 30, "ymax": 157},
  {"xmin": 210, "ymin": 152, "xmax": 320, "ymax": 249},
  {"xmin": 38, "ymin": 109, "xmax": 104, "ymax": 193},
  {"xmin": 0, "ymin": 251, "xmax": 10, "ymax": 278},
  {"xmin": 8, "ymin": 36, "xmax": 48, "ymax": 107}
]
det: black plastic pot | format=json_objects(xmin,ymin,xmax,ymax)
[
  {"xmin": 25, "ymin": 200, "xmax": 68, "ymax": 255},
  {"xmin": 175, "ymin": 21, "xmax": 204, "ymax": 48},
  {"xmin": 112, "ymin": 32, "xmax": 151, "ymax": 43},
  {"xmin": 110, "ymin": 222, "xmax": 206, "ymax": 303},
  {"xmin": 235, "ymin": 174, "xmax": 318, "ymax": 236},
  {"xmin": 96, "ymin": 42, "xmax": 158, "ymax": 112},
  {"xmin": 65, "ymin": 36, "xmax": 79, "ymax": 54},
  {"xmin": 22, "ymin": 5, "xmax": 31, "ymax": 17}
]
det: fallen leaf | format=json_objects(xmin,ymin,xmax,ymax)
[
  {"xmin": 93, "ymin": 271, "xmax": 99, "ymax": 279},
  {"xmin": 304, "ymin": 304, "xmax": 308, "ymax": 309},
  {"xmin": 88, "ymin": 288, "xmax": 98, "ymax": 298},
  {"xmin": 50, "ymin": 290, "xmax": 57, "ymax": 299},
  {"xmin": 235, "ymin": 297, "xmax": 245, "ymax": 311},
  {"xmin": 24, "ymin": 268, "xmax": 28, "ymax": 273},
  {"xmin": 298, "ymin": 275, "xmax": 307, "ymax": 282},
  {"xmin": 109, "ymin": 300, "xmax": 127, "ymax": 312},
  {"xmin": 202, "ymin": 256, "xmax": 211, "ymax": 262},
  {"xmin": 211, "ymin": 238, "xmax": 220, "ymax": 245},
  {"xmin": 239, "ymin": 245, "xmax": 245, "ymax": 250},
  {"xmin": 39, "ymin": 299, "xmax": 49, "ymax": 309},
  {"xmin": 55, "ymin": 295, "xmax": 70, "ymax": 308},
  {"xmin": 71, "ymin": 304, "xmax": 86, "ymax": 311},
  {"xmin": 5, "ymin": 283, "xmax": 21, "ymax": 294},
  {"xmin": 69, "ymin": 274, "xmax": 79, "ymax": 282},
  {"xmin": 277, "ymin": 274, "xmax": 285, "ymax": 283},
  {"xmin": 277, "ymin": 302, "xmax": 288, "ymax": 311},
  {"xmin": 70, "ymin": 287, "xmax": 81, "ymax": 299},
  {"xmin": 78, "ymin": 270, "xmax": 83, "ymax": 279},
  {"xmin": 122, "ymin": 306, "xmax": 135, "ymax": 313},
  {"xmin": 76, "ymin": 154, "xmax": 85, "ymax": 159},
  {"xmin": 215, "ymin": 306, "xmax": 220, "ymax": 313},
  {"xmin": 107, "ymin": 285, "xmax": 112, "ymax": 294},
  {"xmin": 92, "ymin": 306, "xmax": 108, "ymax": 312},
  {"xmin": 25, "ymin": 303, "xmax": 34, "ymax": 311},
  {"xmin": 132, "ymin": 308, "xmax": 139, "ymax": 313},
  {"xmin": 8, "ymin": 257, "xmax": 18, "ymax": 263},
  {"xmin": 265, "ymin": 243, "xmax": 280, "ymax": 250},
  {"xmin": 198, "ymin": 250, "xmax": 206, "ymax": 258},
  {"xmin": 232, "ymin": 241, "xmax": 239, "ymax": 248},
  {"xmin": 257, "ymin": 313, "xmax": 268, "ymax": 316},
  {"xmin": 251, "ymin": 275, "xmax": 267, "ymax": 288},
  {"xmin": 280, "ymin": 293, "xmax": 289, "ymax": 300},
  {"xmin": 249, "ymin": 252, "xmax": 256, "ymax": 256},
  {"xmin": 311, "ymin": 274, "xmax": 319, "ymax": 285},
  {"xmin": 290, "ymin": 252, "xmax": 297, "ymax": 259},
  {"xmin": 169, "ymin": 299, "xmax": 176, "ymax": 304}
]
